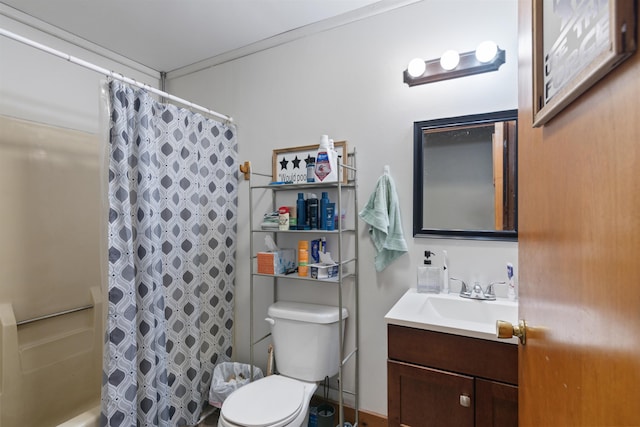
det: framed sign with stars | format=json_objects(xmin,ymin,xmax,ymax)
[{"xmin": 272, "ymin": 141, "xmax": 348, "ymax": 184}]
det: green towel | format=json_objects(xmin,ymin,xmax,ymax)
[{"xmin": 359, "ymin": 173, "xmax": 408, "ymax": 272}]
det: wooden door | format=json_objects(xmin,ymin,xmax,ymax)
[{"xmin": 517, "ymin": 2, "xmax": 640, "ymax": 426}]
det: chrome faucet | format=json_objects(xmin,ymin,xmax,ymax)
[{"xmin": 453, "ymin": 279, "xmax": 504, "ymax": 301}]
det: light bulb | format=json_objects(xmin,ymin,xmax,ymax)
[
  {"xmin": 407, "ymin": 58, "xmax": 426, "ymax": 78},
  {"xmin": 475, "ymin": 41, "xmax": 498, "ymax": 63},
  {"xmin": 440, "ymin": 50, "xmax": 460, "ymax": 71}
]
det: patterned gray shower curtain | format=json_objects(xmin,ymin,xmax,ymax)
[{"xmin": 102, "ymin": 80, "xmax": 237, "ymax": 427}]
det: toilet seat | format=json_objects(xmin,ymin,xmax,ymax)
[{"xmin": 220, "ymin": 375, "xmax": 307, "ymax": 427}]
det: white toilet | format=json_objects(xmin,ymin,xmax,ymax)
[{"xmin": 218, "ymin": 301, "xmax": 348, "ymax": 427}]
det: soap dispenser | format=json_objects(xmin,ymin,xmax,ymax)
[{"xmin": 417, "ymin": 251, "xmax": 441, "ymax": 294}]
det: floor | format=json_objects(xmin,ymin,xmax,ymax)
[{"xmin": 197, "ymin": 408, "xmax": 220, "ymax": 426}]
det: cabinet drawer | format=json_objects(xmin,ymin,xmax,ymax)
[
  {"xmin": 388, "ymin": 360, "xmax": 474, "ymax": 427},
  {"xmin": 388, "ymin": 324, "xmax": 517, "ymax": 385},
  {"xmin": 476, "ymin": 378, "xmax": 518, "ymax": 427}
]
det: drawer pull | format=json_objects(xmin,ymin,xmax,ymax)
[{"xmin": 459, "ymin": 394, "xmax": 471, "ymax": 407}]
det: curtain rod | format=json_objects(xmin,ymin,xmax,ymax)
[{"xmin": 0, "ymin": 28, "xmax": 235, "ymax": 125}]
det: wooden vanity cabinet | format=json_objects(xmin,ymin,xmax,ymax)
[{"xmin": 388, "ymin": 324, "xmax": 518, "ymax": 427}]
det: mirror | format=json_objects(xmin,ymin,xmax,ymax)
[{"xmin": 413, "ymin": 110, "xmax": 517, "ymax": 240}]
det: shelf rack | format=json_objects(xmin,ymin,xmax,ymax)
[{"xmin": 244, "ymin": 149, "xmax": 359, "ymax": 427}]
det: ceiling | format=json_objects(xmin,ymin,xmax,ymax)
[{"xmin": 0, "ymin": 0, "xmax": 412, "ymax": 73}]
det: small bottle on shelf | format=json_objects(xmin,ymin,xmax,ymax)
[
  {"xmin": 307, "ymin": 157, "xmax": 315, "ymax": 183},
  {"xmin": 296, "ymin": 193, "xmax": 306, "ymax": 230},
  {"xmin": 308, "ymin": 194, "xmax": 319, "ymax": 229},
  {"xmin": 298, "ymin": 240, "xmax": 309, "ymax": 277},
  {"xmin": 320, "ymin": 192, "xmax": 329, "ymax": 230}
]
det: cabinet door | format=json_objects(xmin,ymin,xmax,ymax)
[
  {"xmin": 388, "ymin": 360, "xmax": 474, "ymax": 427},
  {"xmin": 475, "ymin": 378, "xmax": 518, "ymax": 427}
]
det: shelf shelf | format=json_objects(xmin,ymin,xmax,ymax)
[
  {"xmin": 252, "ymin": 228, "xmax": 356, "ymax": 233},
  {"xmin": 252, "ymin": 271, "xmax": 356, "ymax": 282},
  {"xmin": 246, "ymin": 149, "xmax": 359, "ymax": 427},
  {"xmin": 251, "ymin": 181, "xmax": 356, "ymax": 191}
]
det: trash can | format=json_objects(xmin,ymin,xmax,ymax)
[{"xmin": 208, "ymin": 362, "xmax": 263, "ymax": 408}]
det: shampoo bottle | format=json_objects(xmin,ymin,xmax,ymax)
[
  {"xmin": 320, "ymin": 192, "xmax": 329, "ymax": 230},
  {"xmin": 296, "ymin": 193, "xmax": 306, "ymax": 230},
  {"xmin": 308, "ymin": 194, "xmax": 319, "ymax": 230},
  {"xmin": 315, "ymin": 135, "xmax": 338, "ymax": 182},
  {"xmin": 326, "ymin": 203, "xmax": 335, "ymax": 231}
]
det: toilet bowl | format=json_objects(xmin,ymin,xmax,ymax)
[
  {"xmin": 217, "ymin": 375, "xmax": 317, "ymax": 427},
  {"xmin": 218, "ymin": 301, "xmax": 347, "ymax": 427}
]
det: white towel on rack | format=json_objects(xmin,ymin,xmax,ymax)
[{"xmin": 358, "ymin": 172, "xmax": 408, "ymax": 272}]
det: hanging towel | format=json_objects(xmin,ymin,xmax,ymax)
[{"xmin": 359, "ymin": 172, "xmax": 408, "ymax": 272}]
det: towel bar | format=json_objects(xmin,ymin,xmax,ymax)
[{"xmin": 16, "ymin": 304, "xmax": 94, "ymax": 326}]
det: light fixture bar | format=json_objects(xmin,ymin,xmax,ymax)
[{"xmin": 403, "ymin": 47, "xmax": 505, "ymax": 86}]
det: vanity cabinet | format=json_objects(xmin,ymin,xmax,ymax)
[{"xmin": 388, "ymin": 324, "xmax": 518, "ymax": 427}]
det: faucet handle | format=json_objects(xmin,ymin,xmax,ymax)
[
  {"xmin": 485, "ymin": 281, "xmax": 505, "ymax": 298},
  {"xmin": 451, "ymin": 278, "xmax": 470, "ymax": 296}
]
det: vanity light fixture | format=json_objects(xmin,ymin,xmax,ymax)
[{"xmin": 403, "ymin": 41, "xmax": 505, "ymax": 86}]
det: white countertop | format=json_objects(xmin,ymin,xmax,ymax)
[{"xmin": 384, "ymin": 288, "xmax": 519, "ymax": 344}]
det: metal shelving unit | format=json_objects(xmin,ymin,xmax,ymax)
[{"xmin": 244, "ymin": 149, "xmax": 359, "ymax": 426}]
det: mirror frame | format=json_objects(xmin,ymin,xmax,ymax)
[{"xmin": 413, "ymin": 109, "xmax": 518, "ymax": 241}]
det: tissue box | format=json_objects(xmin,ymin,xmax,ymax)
[
  {"xmin": 309, "ymin": 263, "xmax": 339, "ymax": 280},
  {"xmin": 257, "ymin": 250, "xmax": 296, "ymax": 275}
]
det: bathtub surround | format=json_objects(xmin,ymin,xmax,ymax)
[{"xmin": 103, "ymin": 81, "xmax": 238, "ymax": 426}]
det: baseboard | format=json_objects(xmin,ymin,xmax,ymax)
[{"xmin": 310, "ymin": 397, "xmax": 387, "ymax": 427}]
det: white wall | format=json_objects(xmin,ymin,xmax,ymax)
[
  {"xmin": 1, "ymin": 0, "xmax": 519, "ymax": 417},
  {"xmin": 0, "ymin": 10, "xmax": 159, "ymax": 133},
  {"xmin": 168, "ymin": 0, "xmax": 519, "ymax": 415}
]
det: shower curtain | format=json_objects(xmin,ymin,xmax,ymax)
[{"xmin": 102, "ymin": 80, "xmax": 237, "ymax": 427}]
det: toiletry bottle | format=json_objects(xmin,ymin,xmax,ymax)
[
  {"xmin": 320, "ymin": 192, "xmax": 329, "ymax": 230},
  {"xmin": 311, "ymin": 239, "xmax": 320, "ymax": 263},
  {"xmin": 329, "ymin": 138, "xmax": 341, "ymax": 179},
  {"xmin": 308, "ymin": 194, "xmax": 319, "ymax": 229},
  {"xmin": 326, "ymin": 203, "xmax": 335, "ymax": 231},
  {"xmin": 289, "ymin": 205, "xmax": 297, "ymax": 230},
  {"xmin": 507, "ymin": 263, "xmax": 516, "ymax": 301},
  {"xmin": 298, "ymin": 240, "xmax": 309, "ymax": 277},
  {"xmin": 278, "ymin": 206, "xmax": 289, "ymax": 230},
  {"xmin": 417, "ymin": 251, "xmax": 441, "ymax": 293},
  {"xmin": 315, "ymin": 135, "xmax": 338, "ymax": 182},
  {"xmin": 307, "ymin": 157, "xmax": 315, "ymax": 183},
  {"xmin": 296, "ymin": 193, "xmax": 306, "ymax": 230}
]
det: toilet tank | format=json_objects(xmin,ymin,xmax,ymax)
[{"xmin": 267, "ymin": 301, "xmax": 348, "ymax": 382}]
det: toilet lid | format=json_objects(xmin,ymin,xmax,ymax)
[{"xmin": 221, "ymin": 375, "xmax": 305, "ymax": 427}]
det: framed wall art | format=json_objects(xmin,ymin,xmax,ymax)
[
  {"xmin": 532, "ymin": 0, "xmax": 636, "ymax": 127},
  {"xmin": 272, "ymin": 141, "xmax": 348, "ymax": 183}
]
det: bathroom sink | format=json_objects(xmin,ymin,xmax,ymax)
[{"xmin": 384, "ymin": 288, "xmax": 519, "ymax": 343}]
